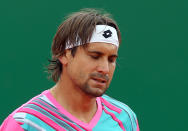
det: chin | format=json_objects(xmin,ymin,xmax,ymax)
[
  {"xmin": 82, "ymin": 83, "xmax": 108, "ymax": 97},
  {"xmin": 88, "ymin": 93, "xmax": 103, "ymax": 97},
  {"xmin": 87, "ymin": 88, "xmax": 107, "ymax": 97}
]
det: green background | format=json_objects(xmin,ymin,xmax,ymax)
[{"xmin": 0, "ymin": 0, "xmax": 188, "ymax": 130}]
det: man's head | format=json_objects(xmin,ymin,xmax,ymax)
[
  {"xmin": 48, "ymin": 8, "xmax": 121, "ymax": 87},
  {"xmin": 60, "ymin": 42, "xmax": 118, "ymax": 97}
]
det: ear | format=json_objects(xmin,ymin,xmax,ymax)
[{"xmin": 58, "ymin": 50, "xmax": 72, "ymax": 66}]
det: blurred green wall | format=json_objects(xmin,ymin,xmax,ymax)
[{"xmin": 0, "ymin": 0, "xmax": 188, "ymax": 130}]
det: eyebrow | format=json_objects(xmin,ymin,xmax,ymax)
[{"xmin": 87, "ymin": 50, "xmax": 118, "ymax": 58}]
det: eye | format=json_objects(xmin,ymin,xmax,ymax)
[
  {"xmin": 91, "ymin": 55, "xmax": 100, "ymax": 59},
  {"xmin": 108, "ymin": 57, "xmax": 117, "ymax": 63}
]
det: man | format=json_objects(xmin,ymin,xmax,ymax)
[{"xmin": 0, "ymin": 9, "xmax": 140, "ymax": 131}]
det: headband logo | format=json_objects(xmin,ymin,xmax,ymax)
[{"xmin": 103, "ymin": 30, "xmax": 112, "ymax": 38}]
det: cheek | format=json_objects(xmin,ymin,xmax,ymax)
[
  {"xmin": 78, "ymin": 70, "xmax": 87, "ymax": 79},
  {"xmin": 110, "ymin": 63, "xmax": 116, "ymax": 73},
  {"xmin": 77, "ymin": 67, "xmax": 91, "ymax": 81},
  {"xmin": 109, "ymin": 64, "xmax": 116, "ymax": 80},
  {"xmin": 72, "ymin": 60, "xmax": 92, "ymax": 79}
]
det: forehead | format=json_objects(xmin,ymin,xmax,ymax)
[{"xmin": 85, "ymin": 42, "xmax": 118, "ymax": 54}]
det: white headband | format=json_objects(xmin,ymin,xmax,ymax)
[{"xmin": 65, "ymin": 25, "xmax": 119, "ymax": 49}]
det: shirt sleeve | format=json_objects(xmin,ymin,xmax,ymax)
[{"xmin": 0, "ymin": 115, "xmax": 24, "ymax": 131}]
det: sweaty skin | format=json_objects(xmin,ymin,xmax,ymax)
[{"xmin": 50, "ymin": 42, "xmax": 118, "ymax": 123}]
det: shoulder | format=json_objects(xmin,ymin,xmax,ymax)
[
  {"xmin": 1, "ymin": 90, "xmax": 52, "ymax": 131},
  {"xmin": 101, "ymin": 94, "xmax": 137, "ymax": 118},
  {"xmin": 101, "ymin": 94, "xmax": 139, "ymax": 131}
]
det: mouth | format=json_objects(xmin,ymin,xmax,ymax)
[
  {"xmin": 90, "ymin": 73, "xmax": 109, "ymax": 87},
  {"xmin": 91, "ymin": 77, "xmax": 107, "ymax": 85}
]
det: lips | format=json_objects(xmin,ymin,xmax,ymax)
[
  {"xmin": 92, "ymin": 77, "xmax": 107, "ymax": 83},
  {"xmin": 90, "ymin": 76, "xmax": 108, "ymax": 88},
  {"xmin": 90, "ymin": 73, "xmax": 109, "ymax": 87}
]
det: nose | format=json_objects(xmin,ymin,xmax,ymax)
[{"xmin": 97, "ymin": 59, "xmax": 110, "ymax": 75}]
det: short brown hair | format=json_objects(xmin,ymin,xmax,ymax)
[{"xmin": 47, "ymin": 8, "xmax": 121, "ymax": 82}]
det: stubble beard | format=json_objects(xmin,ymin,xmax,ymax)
[
  {"xmin": 80, "ymin": 79, "xmax": 109, "ymax": 97},
  {"xmin": 73, "ymin": 72, "xmax": 110, "ymax": 97}
]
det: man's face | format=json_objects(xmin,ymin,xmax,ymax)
[{"xmin": 65, "ymin": 42, "xmax": 118, "ymax": 97}]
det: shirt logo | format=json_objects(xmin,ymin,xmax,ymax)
[{"xmin": 103, "ymin": 30, "xmax": 112, "ymax": 38}]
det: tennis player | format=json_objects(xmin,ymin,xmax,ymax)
[{"xmin": 0, "ymin": 8, "xmax": 140, "ymax": 131}]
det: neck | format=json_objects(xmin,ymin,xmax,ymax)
[{"xmin": 50, "ymin": 74, "xmax": 98, "ymax": 123}]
